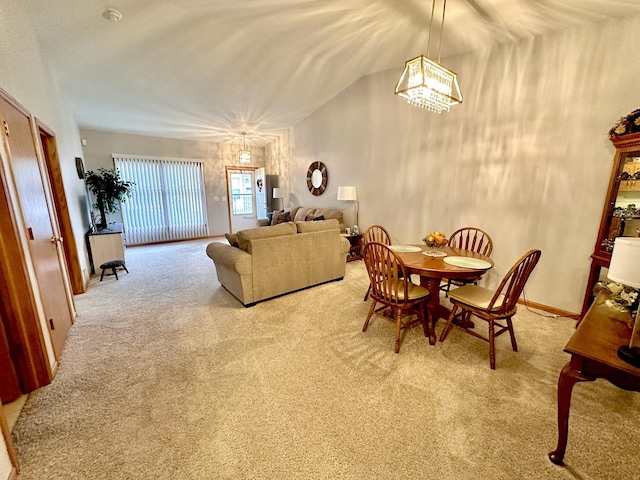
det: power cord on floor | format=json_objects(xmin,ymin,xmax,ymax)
[{"xmin": 521, "ymin": 289, "xmax": 572, "ymax": 320}]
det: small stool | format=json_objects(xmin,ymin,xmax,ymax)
[{"xmin": 99, "ymin": 260, "xmax": 129, "ymax": 281}]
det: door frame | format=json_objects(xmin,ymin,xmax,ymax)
[
  {"xmin": 36, "ymin": 119, "xmax": 85, "ymax": 295},
  {"xmin": 225, "ymin": 165, "xmax": 259, "ymax": 234}
]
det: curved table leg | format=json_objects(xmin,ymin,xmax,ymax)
[{"xmin": 548, "ymin": 360, "xmax": 595, "ymax": 465}]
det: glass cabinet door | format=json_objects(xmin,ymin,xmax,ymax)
[
  {"xmin": 598, "ymin": 152, "xmax": 640, "ymax": 255},
  {"xmin": 583, "ymin": 133, "xmax": 640, "ymax": 317}
]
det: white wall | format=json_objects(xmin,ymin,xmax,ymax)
[
  {"xmin": 0, "ymin": 2, "xmax": 92, "ymax": 282},
  {"xmin": 0, "ymin": 3, "xmax": 91, "ymax": 477},
  {"xmin": 287, "ymin": 15, "xmax": 640, "ymax": 313},
  {"xmin": 79, "ymin": 128, "xmax": 266, "ymax": 236}
]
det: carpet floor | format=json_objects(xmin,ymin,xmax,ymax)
[{"xmin": 11, "ymin": 238, "xmax": 640, "ymax": 479}]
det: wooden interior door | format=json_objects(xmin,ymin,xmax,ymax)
[
  {"xmin": 0, "ymin": 96, "xmax": 73, "ymax": 359},
  {"xmin": 38, "ymin": 121, "xmax": 85, "ymax": 295}
]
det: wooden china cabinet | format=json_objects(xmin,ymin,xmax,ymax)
[{"xmin": 582, "ymin": 132, "xmax": 640, "ymax": 317}]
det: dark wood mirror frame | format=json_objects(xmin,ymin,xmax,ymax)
[{"xmin": 306, "ymin": 161, "xmax": 327, "ymax": 196}]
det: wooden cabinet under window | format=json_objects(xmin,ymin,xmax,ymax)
[
  {"xmin": 582, "ymin": 133, "xmax": 640, "ymax": 317},
  {"xmin": 88, "ymin": 223, "xmax": 125, "ymax": 273}
]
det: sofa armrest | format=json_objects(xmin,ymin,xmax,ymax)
[
  {"xmin": 339, "ymin": 236, "xmax": 350, "ymax": 255},
  {"xmin": 206, "ymin": 242, "xmax": 252, "ymax": 275}
]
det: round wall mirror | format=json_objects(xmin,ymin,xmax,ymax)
[{"xmin": 306, "ymin": 161, "xmax": 327, "ymax": 196}]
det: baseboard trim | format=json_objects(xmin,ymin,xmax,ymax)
[{"xmin": 518, "ymin": 299, "xmax": 580, "ymax": 321}]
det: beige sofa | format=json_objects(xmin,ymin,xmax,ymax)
[
  {"xmin": 206, "ymin": 219, "xmax": 350, "ymax": 306},
  {"xmin": 260, "ymin": 206, "xmax": 347, "ymax": 232}
]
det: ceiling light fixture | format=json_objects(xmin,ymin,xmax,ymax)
[
  {"xmin": 238, "ymin": 132, "xmax": 252, "ymax": 164},
  {"xmin": 102, "ymin": 8, "xmax": 123, "ymax": 22},
  {"xmin": 394, "ymin": 0, "xmax": 462, "ymax": 113}
]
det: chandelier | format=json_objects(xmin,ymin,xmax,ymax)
[
  {"xmin": 238, "ymin": 132, "xmax": 251, "ymax": 164},
  {"xmin": 394, "ymin": 0, "xmax": 462, "ymax": 113}
]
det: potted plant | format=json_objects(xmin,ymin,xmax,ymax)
[{"xmin": 84, "ymin": 168, "xmax": 134, "ymax": 230}]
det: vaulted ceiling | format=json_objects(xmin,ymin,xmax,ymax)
[{"xmin": 22, "ymin": 0, "xmax": 640, "ymax": 146}]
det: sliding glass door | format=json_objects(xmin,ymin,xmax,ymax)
[{"xmin": 114, "ymin": 155, "xmax": 208, "ymax": 245}]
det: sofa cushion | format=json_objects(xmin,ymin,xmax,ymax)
[
  {"xmin": 296, "ymin": 218, "xmax": 340, "ymax": 233},
  {"xmin": 287, "ymin": 206, "xmax": 301, "ymax": 219},
  {"xmin": 236, "ymin": 221, "xmax": 296, "ymax": 251},
  {"xmin": 294, "ymin": 207, "xmax": 316, "ymax": 222},
  {"xmin": 225, "ymin": 233, "xmax": 238, "ymax": 247},
  {"xmin": 271, "ymin": 210, "xmax": 291, "ymax": 225},
  {"xmin": 313, "ymin": 208, "xmax": 343, "ymax": 224}
]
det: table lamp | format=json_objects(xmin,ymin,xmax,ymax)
[
  {"xmin": 607, "ymin": 237, "xmax": 640, "ymax": 367},
  {"xmin": 272, "ymin": 187, "xmax": 284, "ymax": 211},
  {"xmin": 337, "ymin": 186, "xmax": 358, "ymax": 229}
]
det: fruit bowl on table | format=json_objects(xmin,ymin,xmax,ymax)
[{"xmin": 422, "ymin": 231, "xmax": 448, "ymax": 256}]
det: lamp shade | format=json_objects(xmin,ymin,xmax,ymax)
[
  {"xmin": 608, "ymin": 237, "xmax": 640, "ymax": 288},
  {"xmin": 273, "ymin": 188, "xmax": 283, "ymax": 199},
  {"xmin": 337, "ymin": 186, "xmax": 357, "ymax": 201}
]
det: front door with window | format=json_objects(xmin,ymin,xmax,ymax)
[{"xmin": 226, "ymin": 167, "xmax": 259, "ymax": 233}]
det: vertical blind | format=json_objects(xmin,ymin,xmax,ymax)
[{"xmin": 114, "ymin": 154, "xmax": 208, "ymax": 245}]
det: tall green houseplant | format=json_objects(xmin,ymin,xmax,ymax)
[{"xmin": 84, "ymin": 168, "xmax": 134, "ymax": 230}]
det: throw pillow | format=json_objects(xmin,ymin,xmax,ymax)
[
  {"xmin": 313, "ymin": 215, "xmax": 325, "ymax": 221},
  {"xmin": 271, "ymin": 210, "xmax": 291, "ymax": 225},
  {"xmin": 225, "ymin": 233, "xmax": 238, "ymax": 247},
  {"xmin": 294, "ymin": 207, "xmax": 316, "ymax": 222},
  {"xmin": 313, "ymin": 208, "xmax": 344, "ymax": 224}
]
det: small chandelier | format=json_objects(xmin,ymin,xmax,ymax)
[
  {"xmin": 394, "ymin": 0, "xmax": 462, "ymax": 113},
  {"xmin": 238, "ymin": 132, "xmax": 251, "ymax": 164}
]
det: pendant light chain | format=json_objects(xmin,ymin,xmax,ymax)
[{"xmin": 437, "ymin": 0, "xmax": 447, "ymax": 63}]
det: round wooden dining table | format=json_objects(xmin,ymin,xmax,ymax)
[{"xmin": 391, "ymin": 244, "xmax": 494, "ymax": 323}]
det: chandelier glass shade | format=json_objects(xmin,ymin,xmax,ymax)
[
  {"xmin": 238, "ymin": 132, "xmax": 251, "ymax": 164},
  {"xmin": 394, "ymin": 0, "xmax": 462, "ymax": 113},
  {"xmin": 395, "ymin": 55, "xmax": 461, "ymax": 113}
]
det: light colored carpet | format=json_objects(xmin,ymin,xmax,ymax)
[{"xmin": 11, "ymin": 239, "xmax": 640, "ymax": 479}]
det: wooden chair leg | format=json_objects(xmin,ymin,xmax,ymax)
[
  {"xmin": 506, "ymin": 317, "xmax": 518, "ymax": 352},
  {"xmin": 394, "ymin": 310, "xmax": 402, "ymax": 353},
  {"xmin": 488, "ymin": 319, "xmax": 496, "ymax": 370},
  {"xmin": 439, "ymin": 304, "xmax": 459, "ymax": 342},
  {"xmin": 363, "ymin": 284, "xmax": 371, "ymax": 301},
  {"xmin": 363, "ymin": 300, "xmax": 377, "ymax": 332},
  {"xmin": 444, "ymin": 279, "xmax": 452, "ymax": 297}
]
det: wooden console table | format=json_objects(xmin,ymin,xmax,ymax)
[{"xmin": 548, "ymin": 292, "xmax": 640, "ymax": 465}]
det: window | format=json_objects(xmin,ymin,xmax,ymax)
[
  {"xmin": 114, "ymin": 155, "xmax": 208, "ymax": 245},
  {"xmin": 230, "ymin": 172, "xmax": 254, "ymax": 215}
]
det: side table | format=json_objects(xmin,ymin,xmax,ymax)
[
  {"xmin": 341, "ymin": 233, "xmax": 363, "ymax": 262},
  {"xmin": 548, "ymin": 292, "xmax": 640, "ymax": 465}
]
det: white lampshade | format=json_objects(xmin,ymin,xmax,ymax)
[
  {"xmin": 273, "ymin": 188, "xmax": 283, "ymax": 199},
  {"xmin": 337, "ymin": 186, "xmax": 357, "ymax": 201},
  {"xmin": 608, "ymin": 237, "xmax": 640, "ymax": 288}
]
